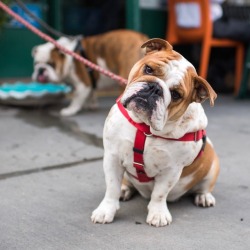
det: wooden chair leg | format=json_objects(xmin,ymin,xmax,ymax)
[{"xmin": 234, "ymin": 45, "xmax": 245, "ymax": 96}]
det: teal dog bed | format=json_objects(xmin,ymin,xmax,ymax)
[{"xmin": 0, "ymin": 82, "xmax": 72, "ymax": 106}]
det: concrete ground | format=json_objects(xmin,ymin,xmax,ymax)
[{"xmin": 0, "ymin": 94, "xmax": 250, "ymax": 250}]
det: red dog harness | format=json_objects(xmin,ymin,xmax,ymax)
[{"xmin": 116, "ymin": 99, "xmax": 206, "ymax": 183}]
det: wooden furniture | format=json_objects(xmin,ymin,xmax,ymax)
[{"xmin": 166, "ymin": 0, "xmax": 245, "ymax": 95}]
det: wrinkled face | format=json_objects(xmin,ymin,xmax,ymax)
[
  {"xmin": 121, "ymin": 39, "xmax": 216, "ymax": 131},
  {"xmin": 32, "ymin": 43, "xmax": 65, "ymax": 83},
  {"xmin": 31, "ymin": 37, "xmax": 77, "ymax": 83}
]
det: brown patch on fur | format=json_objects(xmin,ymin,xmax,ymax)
[
  {"xmin": 51, "ymin": 48, "xmax": 65, "ymax": 76},
  {"xmin": 167, "ymin": 67, "xmax": 216, "ymax": 121},
  {"xmin": 167, "ymin": 67, "xmax": 197, "ymax": 121},
  {"xmin": 141, "ymin": 38, "xmax": 173, "ymax": 53},
  {"xmin": 209, "ymin": 155, "xmax": 220, "ymax": 192},
  {"xmin": 122, "ymin": 176, "xmax": 134, "ymax": 188},
  {"xmin": 181, "ymin": 142, "xmax": 220, "ymax": 191},
  {"xmin": 192, "ymin": 75, "xmax": 217, "ymax": 106},
  {"xmin": 127, "ymin": 49, "xmax": 182, "ymax": 86},
  {"xmin": 82, "ymin": 30, "xmax": 149, "ymax": 81}
]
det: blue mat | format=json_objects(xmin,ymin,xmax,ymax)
[{"xmin": 0, "ymin": 82, "xmax": 72, "ymax": 105}]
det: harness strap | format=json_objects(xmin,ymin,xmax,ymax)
[
  {"xmin": 74, "ymin": 38, "xmax": 97, "ymax": 89},
  {"xmin": 116, "ymin": 98, "xmax": 206, "ymax": 182},
  {"xmin": 116, "ymin": 99, "xmax": 205, "ymax": 141},
  {"xmin": 133, "ymin": 130, "xmax": 154, "ymax": 182}
]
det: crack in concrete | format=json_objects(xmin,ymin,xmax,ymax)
[
  {"xmin": 0, "ymin": 156, "xmax": 103, "ymax": 181},
  {"xmin": 15, "ymin": 108, "xmax": 104, "ymax": 148},
  {"xmin": 0, "ymin": 107, "xmax": 105, "ymax": 181}
]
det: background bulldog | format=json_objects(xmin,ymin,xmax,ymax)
[
  {"xmin": 32, "ymin": 30, "xmax": 148, "ymax": 116},
  {"xmin": 91, "ymin": 38, "xmax": 220, "ymax": 227}
]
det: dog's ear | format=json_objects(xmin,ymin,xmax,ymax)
[
  {"xmin": 192, "ymin": 75, "xmax": 217, "ymax": 106},
  {"xmin": 51, "ymin": 47, "xmax": 65, "ymax": 59},
  {"xmin": 141, "ymin": 38, "xmax": 173, "ymax": 54}
]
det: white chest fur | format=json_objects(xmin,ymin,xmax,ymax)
[{"xmin": 104, "ymin": 104, "xmax": 203, "ymax": 198}]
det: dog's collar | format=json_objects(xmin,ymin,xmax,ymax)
[{"xmin": 116, "ymin": 98, "xmax": 206, "ymax": 183}]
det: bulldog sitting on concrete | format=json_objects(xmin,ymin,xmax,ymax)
[
  {"xmin": 91, "ymin": 38, "xmax": 220, "ymax": 227},
  {"xmin": 32, "ymin": 30, "xmax": 148, "ymax": 116}
]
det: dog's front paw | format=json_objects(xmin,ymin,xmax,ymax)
[
  {"xmin": 194, "ymin": 193, "xmax": 216, "ymax": 207},
  {"xmin": 60, "ymin": 107, "xmax": 79, "ymax": 116},
  {"xmin": 91, "ymin": 201, "xmax": 119, "ymax": 224},
  {"xmin": 147, "ymin": 205, "xmax": 172, "ymax": 227}
]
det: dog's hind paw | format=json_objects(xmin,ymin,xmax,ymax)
[
  {"xmin": 194, "ymin": 193, "xmax": 216, "ymax": 207},
  {"xmin": 120, "ymin": 184, "xmax": 135, "ymax": 201}
]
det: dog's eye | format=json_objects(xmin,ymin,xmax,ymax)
[
  {"xmin": 144, "ymin": 65, "xmax": 154, "ymax": 75},
  {"xmin": 170, "ymin": 90, "xmax": 181, "ymax": 101}
]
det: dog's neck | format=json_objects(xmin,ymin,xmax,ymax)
[{"xmin": 127, "ymin": 102, "xmax": 208, "ymax": 139}]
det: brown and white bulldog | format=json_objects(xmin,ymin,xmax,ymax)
[
  {"xmin": 91, "ymin": 38, "xmax": 220, "ymax": 227},
  {"xmin": 32, "ymin": 30, "xmax": 148, "ymax": 116}
]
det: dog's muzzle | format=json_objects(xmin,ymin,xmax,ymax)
[
  {"xmin": 35, "ymin": 66, "xmax": 49, "ymax": 83},
  {"xmin": 124, "ymin": 82, "xmax": 163, "ymax": 112},
  {"xmin": 38, "ymin": 67, "xmax": 46, "ymax": 75}
]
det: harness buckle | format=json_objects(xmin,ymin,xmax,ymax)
[
  {"xmin": 194, "ymin": 130, "xmax": 202, "ymax": 142},
  {"xmin": 144, "ymin": 133, "xmax": 153, "ymax": 137},
  {"xmin": 133, "ymin": 161, "xmax": 144, "ymax": 167},
  {"xmin": 133, "ymin": 147, "xmax": 144, "ymax": 154},
  {"xmin": 194, "ymin": 131, "xmax": 197, "ymax": 142}
]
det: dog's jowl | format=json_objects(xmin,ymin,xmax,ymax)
[{"xmin": 91, "ymin": 38, "xmax": 219, "ymax": 227}]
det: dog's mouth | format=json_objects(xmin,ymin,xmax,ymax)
[
  {"xmin": 35, "ymin": 67, "xmax": 48, "ymax": 83},
  {"xmin": 124, "ymin": 82, "xmax": 163, "ymax": 112},
  {"xmin": 123, "ymin": 82, "xmax": 166, "ymax": 130},
  {"xmin": 37, "ymin": 74, "xmax": 48, "ymax": 83},
  {"xmin": 34, "ymin": 63, "xmax": 59, "ymax": 83}
]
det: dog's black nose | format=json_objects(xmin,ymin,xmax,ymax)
[
  {"xmin": 140, "ymin": 82, "xmax": 163, "ymax": 97},
  {"xmin": 123, "ymin": 82, "xmax": 163, "ymax": 111},
  {"xmin": 38, "ymin": 67, "xmax": 45, "ymax": 75}
]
